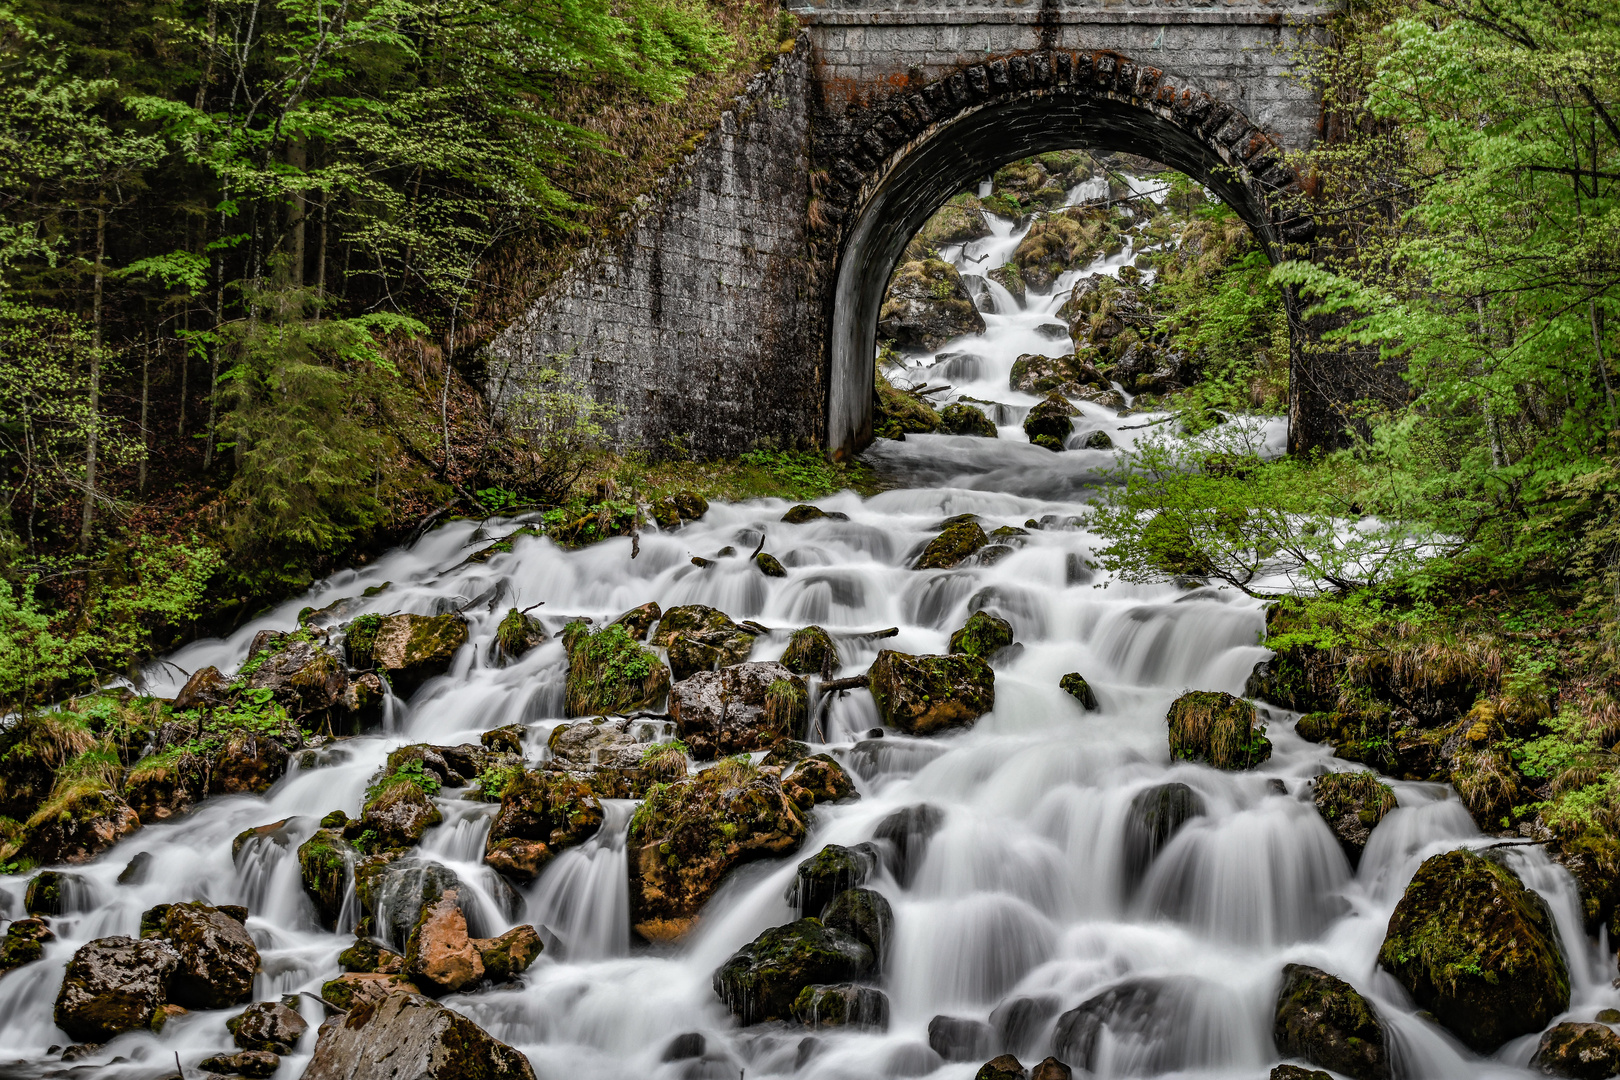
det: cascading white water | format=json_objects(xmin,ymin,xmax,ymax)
[{"xmin": 0, "ymin": 172, "xmax": 1614, "ymax": 1080}]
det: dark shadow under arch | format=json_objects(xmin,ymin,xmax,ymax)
[{"xmin": 824, "ymin": 52, "xmax": 1310, "ymax": 456}]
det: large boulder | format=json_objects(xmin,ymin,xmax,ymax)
[
  {"xmin": 940, "ymin": 402, "xmax": 998, "ymax": 437},
  {"xmin": 19, "ymin": 782, "xmax": 141, "ymax": 865},
  {"xmin": 298, "ymin": 828, "xmax": 356, "ymax": 927},
  {"xmin": 781, "ymin": 626, "xmax": 839, "ymax": 677},
  {"xmin": 210, "ymin": 728, "xmax": 296, "ymax": 796},
  {"xmin": 54, "ymin": 936, "xmax": 180, "ymax": 1042},
  {"xmin": 712, "ymin": 918, "xmax": 875, "ymax": 1025},
  {"xmin": 404, "ymin": 888, "xmax": 483, "ymax": 995},
  {"xmin": 1273, "ymin": 964, "xmax": 1389, "ymax": 1080},
  {"xmin": 872, "ymin": 804, "xmax": 945, "ymax": 887},
  {"xmin": 1166, "ymin": 691, "xmax": 1272, "ymax": 770},
  {"xmin": 229, "ymin": 1000, "xmax": 309, "ymax": 1054},
  {"xmin": 1311, "ymin": 772, "xmax": 1397, "ymax": 867},
  {"xmin": 562, "ymin": 621, "xmax": 671, "ymax": 716},
  {"xmin": 1378, "ymin": 847, "xmax": 1569, "ymax": 1051},
  {"xmin": 1023, "ymin": 392, "xmax": 1078, "ymax": 451},
  {"xmin": 358, "ymin": 774, "xmax": 442, "ymax": 850},
  {"xmin": 1121, "ymin": 782, "xmax": 1205, "ymax": 892},
  {"xmin": 483, "ymin": 770, "xmax": 602, "ymax": 881},
  {"xmin": 343, "ymin": 613, "xmax": 468, "ymax": 696},
  {"xmin": 929, "ymin": 1015, "xmax": 994, "ymax": 1062},
  {"xmin": 789, "ymin": 843, "xmax": 880, "ymax": 918},
  {"xmin": 1530, "ymin": 1022, "xmax": 1620, "ymax": 1079},
  {"xmin": 0, "ymin": 918, "xmax": 53, "ymax": 974},
  {"xmin": 914, "ymin": 518, "xmax": 988, "ymax": 570},
  {"xmin": 476, "ymin": 925, "xmax": 544, "ymax": 984},
  {"xmin": 354, "ymin": 858, "xmax": 460, "ymax": 951},
  {"xmin": 320, "ymin": 972, "xmax": 419, "ymax": 1012},
  {"xmin": 494, "ymin": 608, "xmax": 547, "ymax": 662},
  {"xmin": 670, "ymin": 661, "xmax": 807, "ymax": 759},
  {"xmin": 242, "ymin": 631, "xmax": 359, "ymax": 720},
  {"xmin": 650, "ymin": 605, "xmax": 757, "ymax": 681},
  {"xmin": 949, "ymin": 611, "xmax": 1014, "ymax": 659},
  {"xmin": 627, "ymin": 760, "xmax": 806, "ymax": 942},
  {"xmin": 792, "ymin": 983, "xmax": 891, "ymax": 1030},
  {"xmin": 822, "ymin": 887, "xmax": 894, "ymax": 967},
  {"xmin": 124, "ymin": 757, "xmax": 198, "ymax": 823},
  {"xmin": 879, "ymin": 257, "xmax": 986, "ymax": 353},
  {"xmin": 144, "ymin": 901, "xmax": 259, "ymax": 1009},
  {"xmin": 302, "ymin": 990, "xmax": 536, "ymax": 1080},
  {"xmin": 1009, "ymin": 353, "xmax": 1120, "ymax": 405},
  {"xmin": 783, "ymin": 754, "xmax": 859, "ymax": 811},
  {"xmin": 869, "ymin": 650, "xmax": 995, "ymax": 736}
]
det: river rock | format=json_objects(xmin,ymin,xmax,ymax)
[
  {"xmin": 242, "ymin": 632, "xmax": 354, "ymax": 718},
  {"xmin": 297, "ymin": 828, "xmax": 355, "ymax": 927},
  {"xmin": 480, "ymin": 724, "xmax": 525, "ymax": 755},
  {"xmin": 1023, "ymin": 392, "xmax": 1078, "ymax": 451},
  {"xmin": 1378, "ymin": 847, "xmax": 1569, "ymax": 1051},
  {"xmin": 872, "ymin": 803, "xmax": 945, "ymax": 887},
  {"xmin": 0, "ymin": 918, "xmax": 53, "ymax": 974},
  {"xmin": 977, "ymin": 1055, "xmax": 1029, "ymax": 1080},
  {"xmin": 1009, "ymin": 353, "xmax": 1116, "ymax": 401},
  {"xmin": 756, "ymin": 551, "xmax": 788, "ymax": 577},
  {"xmin": 53, "ymin": 936, "xmax": 180, "ymax": 1042},
  {"xmin": 358, "ymin": 775, "xmax": 441, "ymax": 850},
  {"xmin": 19, "ymin": 783, "xmax": 141, "ymax": 865},
  {"xmin": 793, "ymin": 983, "xmax": 890, "ymax": 1030},
  {"xmin": 24, "ymin": 869, "xmax": 82, "ymax": 915},
  {"xmin": 627, "ymin": 760, "xmax": 806, "ymax": 942},
  {"xmin": 476, "ymin": 924, "xmax": 544, "ymax": 983},
  {"xmin": 669, "ymin": 661, "xmax": 808, "ymax": 759},
  {"xmin": 822, "ymin": 887, "xmax": 894, "ymax": 968},
  {"xmin": 405, "ymin": 888, "xmax": 483, "ymax": 995},
  {"xmin": 949, "ymin": 611, "xmax": 1014, "ymax": 659},
  {"xmin": 991, "ymin": 996, "xmax": 1062, "ymax": 1059},
  {"xmin": 783, "ymin": 754, "xmax": 858, "ymax": 810},
  {"xmin": 354, "ymin": 858, "xmax": 461, "ymax": 950},
  {"xmin": 483, "ymin": 770, "xmax": 602, "ymax": 881},
  {"xmin": 1166, "ymin": 691, "xmax": 1271, "ymax": 770},
  {"xmin": 302, "ymin": 990, "xmax": 536, "ymax": 1080},
  {"xmin": 612, "ymin": 601, "xmax": 662, "ymax": 640},
  {"xmin": 339, "ymin": 938, "xmax": 405, "ymax": 974},
  {"xmin": 869, "ymin": 650, "xmax": 995, "ymax": 735},
  {"xmin": 1059, "ymin": 673, "xmax": 1099, "ymax": 710},
  {"xmin": 1122, "ymin": 782, "xmax": 1205, "ymax": 891},
  {"xmin": 1270, "ymin": 1068, "xmax": 1333, "ymax": 1080},
  {"xmin": 781, "ymin": 626, "xmax": 839, "ymax": 676},
  {"xmin": 1273, "ymin": 964, "xmax": 1389, "ymax": 1080},
  {"xmin": 562, "ymin": 620, "xmax": 671, "ymax": 716},
  {"xmin": 1530, "ymin": 1022, "xmax": 1620, "ymax": 1079},
  {"xmin": 929, "ymin": 1015, "xmax": 993, "ymax": 1062},
  {"xmin": 125, "ymin": 758, "xmax": 198, "ymax": 823},
  {"xmin": 915, "ymin": 519, "xmax": 988, "ymax": 570},
  {"xmin": 198, "ymin": 1050, "xmax": 279, "ymax": 1078},
  {"xmin": 172, "ymin": 664, "xmax": 230, "ymax": 711},
  {"xmin": 940, "ymin": 403, "xmax": 998, "ymax": 437},
  {"xmin": 229, "ymin": 1001, "xmax": 309, "ymax": 1054},
  {"xmin": 879, "ymin": 257, "xmax": 986, "ymax": 353},
  {"xmin": 145, "ymin": 901, "xmax": 259, "ymax": 1009},
  {"xmin": 494, "ymin": 608, "xmax": 547, "ymax": 662},
  {"xmin": 547, "ymin": 716, "xmax": 647, "ymax": 770},
  {"xmin": 210, "ymin": 728, "xmax": 296, "ymax": 796},
  {"xmin": 344, "ymin": 612, "xmax": 468, "ymax": 696},
  {"xmin": 1311, "ymin": 772, "xmax": 1397, "ymax": 867},
  {"xmin": 712, "ymin": 918, "xmax": 874, "ymax": 1025},
  {"xmin": 320, "ymin": 972, "xmax": 419, "ymax": 1011},
  {"xmin": 789, "ymin": 843, "xmax": 880, "ymax": 918},
  {"xmin": 651, "ymin": 604, "xmax": 757, "ymax": 680},
  {"xmin": 1030, "ymin": 1059, "xmax": 1073, "ymax": 1080}
]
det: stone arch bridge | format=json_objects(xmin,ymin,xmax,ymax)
[{"xmin": 485, "ymin": 0, "xmax": 1365, "ymax": 460}]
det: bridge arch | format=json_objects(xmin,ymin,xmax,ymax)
[{"xmin": 819, "ymin": 51, "xmax": 1317, "ymax": 457}]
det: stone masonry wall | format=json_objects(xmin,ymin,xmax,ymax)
[{"xmin": 482, "ymin": 40, "xmax": 825, "ymax": 457}]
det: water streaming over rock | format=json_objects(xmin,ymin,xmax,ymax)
[{"xmin": 1, "ymin": 171, "xmax": 1614, "ymax": 1080}]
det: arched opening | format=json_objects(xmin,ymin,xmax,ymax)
[{"xmin": 826, "ymin": 69, "xmax": 1297, "ymax": 457}]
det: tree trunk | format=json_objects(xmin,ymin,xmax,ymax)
[
  {"xmin": 178, "ymin": 303, "xmax": 189, "ymax": 436},
  {"xmin": 315, "ymin": 192, "xmax": 329, "ymax": 309},
  {"xmin": 1593, "ymin": 301, "xmax": 1616, "ymax": 424},
  {"xmin": 139, "ymin": 341, "xmax": 151, "ymax": 492},
  {"xmin": 80, "ymin": 207, "xmax": 106, "ymax": 554},
  {"xmin": 287, "ymin": 135, "xmax": 306, "ymax": 288}
]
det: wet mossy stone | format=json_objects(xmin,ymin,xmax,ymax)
[
  {"xmin": 351, "ymin": 612, "xmax": 469, "ymax": 696},
  {"xmin": 762, "ymin": 739, "xmax": 813, "ymax": 768},
  {"xmin": 940, "ymin": 402, "xmax": 998, "ymax": 438},
  {"xmin": 976, "ymin": 1054, "xmax": 1029, "ymax": 1080},
  {"xmin": 872, "ymin": 803, "xmax": 945, "ymax": 888},
  {"xmin": 339, "ymin": 938, "xmax": 404, "ymax": 974},
  {"xmin": 479, "ymin": 724, "xmax": 524, "ymax": 756},
  {"xmin": 788, "ymin": 843, "xmax": 880, "ymax": 918},
  {"xmin": 612, "ymin": 601, "xmax": 662, "ymax": 641},
  {"xmin": 1273, "ymin": 963, "xmax": 1390, "ymax": 1080},
  {"xmin": 1270, "ymin": 1068, "xmax": 1333, "ymax": 1080},
  {"xmin": 673, "ymin": 490, "xmax": 709, "ymax": 520},
  {"xmin": 1081, "ymin": 430, "xmax": 1114, "ymax": 449},
  {"xmin": 1059, "ymin": 673, "xmax": 1099, "ymax": 711},
  {"xmin": 929, "ymin": 1015, "xmax": 994, "ymax": 1062},
  {"xmin": 1121, "ymin": 783, "xmax": 1205, "ymax": 892},
  {"xmin": 1023, "ymin": 392, "xmax": 1078, "ymax": 450},
  {"xmin": 792, "ymin": 983, "xmax": 890, "ymax": 1030},
  {"xmin": 562, "ymin": 620, "xmax": 670, "ymax": 717},
  {"xmin": 1312, "ymin": 772, "xmax": 1398, "ymax": 868},
  {"xmin": 783, "ymin": 504, "xmax": 849, "ymax": 524},
  {"xmin": 949, "ymin": 611, "xmax": 1014, "ymax": 660},
  {"xmin": 1166, "ymin": 690, "xmax": 1271, "ymax": 770},
  {"xmin": 822, "ymin": 887, "xmax": 893, "ymax": 968},
  {"xmin": 915, "ymin": 519, "xmax": 989, "ymax": 570},
  {"xmin": 297, "ymin": 828, "xmax": 355, "ymax": 928},
  {"xmin": 712, "ymin": 918, "xmax": 873, "ymax": 1025},
  {"xmin": 0, "ymin": 918, "xmax": 53, "ymax": 974},
  {"xmin": 781, "ymin": 625, "xmax": 839, "ymax": 676},
  {"xmin": 869, "ymin": 650, "xmax": 995, "ymax": 736},
  {"xmin": 494, "ymin": 608, "xmax": 547, "ymax": 663},
  {"xmin": 24, "ymin": 869, "xmax": 80, "ymax": 916},
  {"xmin": 1531, "ymin": 1022, "xmax": 1620, "ymax": 1079},
  {"xmin": 1378, "ymin": 847, "xmax": 1569, "ymax": 1051},
  {"xmin": 650, "ymin": 604, "xmax": 756, "ymax": 681},
  {"xmin": 483, "ymin": 769, "xmax": 603, "ymax": 881},
  {"xmin": 756, "ymin": 552, "xmax": 788, "ymax": 578},
  {"xmin": 783, "ymin": 754, "xmax": 858, "ymax": 810},
  {"xmin": 53, "ymin": 935, "xmax": 180, "ymax": 1042}
]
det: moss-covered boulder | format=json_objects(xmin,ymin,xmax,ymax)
[
  {"xmin": 19, "ymin": 780, "xmax": 141, "ymax": 865},
  {"xmin": 358, "ymin": 769, "xmax": 442, "ymax": 850},
  {"xmin": 303, "ymin": 988, "xmax": 534, "ymax": 1080},
  {"xmin": 345, "ymin": 612, "xmax": 468, "ymax": 696},
  {"xmin": 976, "ymin": 1054, "xmax": 1030, "ymax": 1080},
  {"xmin": 650, "ymin": 604, "xmax": 756, "ymax": 681},
  {"xmin": 756, "ymin": 551, "xmax": 788, "ymax": 577},
  {"xmin": 24, "ymin": 869, "xmax": 81, "ymax": 915},
  {"xmin": 879, "ymin": 257, "xmax": 986, "ymax": 353},
  {"xmin": 874, "ymin": 371, "xmax": 944, "ymax": 438},
  {"xmin": 793, "ymin": 983, "xmax": 890, "ymax": 1030},
  {"xmin": 0, "ymin": 918, "xmax": 53, "ymax": 974},
  {"xmin": 712, "ymin": 917, "xmax": 875, "ymax": 1025},
  {"xmin": 144, "ymin": 901, "xmax": 259, "ymax": 1010},
  {"xmin": 125, "ymin": 756, "xmax": 197, "ymax": 823},
  {"xmin": 822, "ymin": 887, "xmax": 893, "ymax": 966},
  {"xmin": 483, "ymin": 770, "xmax": 603, "ymax": 881},
  {"xmin": 1166, "ymin": 691, "xmax": 1271, "ymax": 770},
  {"xmin": 563, "ymin": 620, "xmax": 671, "ymax": 716},
  {"xmin": 494, "ymin": 608, "xmax": 547, "ymax": 663},
  {"xmin": 613, "ymin": 601, "xmax": 662, "ymax": 640},
  {"xmin": 297, "ymin": 828, "xmax": 354, "ymax": 927},
  {"xmin": 783, "ymin": 754, "xmax": 858, "ymax": 811},
  {"xmin": 1530, "ymin": 1022, "xmax": 1620, "ymax": 1079},
  {"xmin": 547, "ymin": 715, "xmax": 648, "ymax": 770},
  {"xmin": 783, "ymin": 504, "xmax": 843, "ymax": 524},
  {"xmin": 1023, "ymin": 391, "xmax": 1079, "ymax": 451},
  {"xmin": 227, "ymin": 1000, "xmax": 308, "ymax": 1054},
  {"xmin": 1060, "ymin": 673, "xmax": 1099, "ymax": 711},
  {"xmin": 1009, "ymin": 353, "xmax": 1120, "ymax": 404},
  {"xmin": 789, "ymin": 843, "xmax": 880, "ymax": 918},
  {"xmin": 54, "ymin": 936, "xmax": 180, "ymax": 1042},
  {"xmin": 1311, "ymin": 772, "xmax": 1397, "ymax": 868},
  {"xmin": 949, "ymin": 611, "xmax": 1014, "ymax": 659},
  {"xmin": 318, "ymin": 972, "xmax": 420, "ymax": 1012},
  {"xmin": 869, "ymin": 650, "xmax": 995, "ymax": 736},
  {"xmin": 915, "ymin": 519, "xmax": 989, "ymax": 570},
  {"xmin": 940, "ymin": 403, "xmax": 998, "ymax": 437},
  {"xmin": 1121, "ymin": 782, "xmax": 1205, "ymax": 890},
  {"xmin": 1270, "ymin": 1068, "xmax": 1333, "ymax": 1080},
  {"xmin": 1378, "ymin": 847, "xmax": 1569, "ymax": 1051},
  {"xmin": 627, "ymin": 759, "xmax": 806, "ymax": 942},
  {"xmin": 241, "ymin": 631, "xmax": 358, "ymax": 721},
  {"xmin": 339, "ymin": 938, "xmax": 404, "ymax": 974},
  {"xmin": 404, "ymin": 887, "xmax": 483, "ymax": 995},
  {"xmin": 919, "ymin": 194, "xmax": 993, "ymax": 247},
  {"xmin": 210, "ymin": 727, "xmax": 296, "ymax": 796},
  {"xmin": 476, "ymin": 924, "xmax": 544, "ymax": 984},
  {"xmin": 670, "ymin": 661, "xmax": 807, "ymax": 760},
  {"xmin": 1273, "ymin": 964, "xmax": 1389, "ymax": 1080},
  {"xmin": 781, "ymin": 625, "xmax": 839, "ymax": 677}
]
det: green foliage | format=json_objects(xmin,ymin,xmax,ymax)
[
  {"xmin": 365, "ymin": 759, "xmax": 442, "ymax": 804},
  {"xmin": 475, "ymin": 762, "xmax": 523, "ymax": 802}
]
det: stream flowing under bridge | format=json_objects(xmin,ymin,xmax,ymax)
[{"xmin": 485, "ymin": 0, "xmax": 1372, "ymax": 460}]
